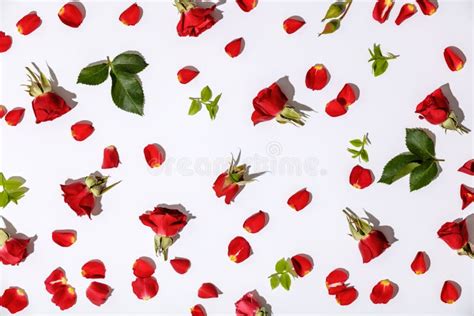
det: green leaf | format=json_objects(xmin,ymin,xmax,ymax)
[
  {"xmin": 360, "ymin": 149, "xmax": 369, "ymax": 162},
  {"xmin": 373, "ymin": 44, "xmax": 382, "ymax": 57},
  {"xmin": 0, "ymin": 191, "xmax": 9, "ymax": 208},
  {"xmin": 347, "ymin": 149, "xmax": 360, "ymax": 156},
  {"xmin": 77, "ymin": 63, "xmax": 110, "ymax": 85},
  {"xmin": 110, "ymin": 71, "xmax": 144, "ymax": 115},
  {"xmin": 275, "ymin": 258, "xmax": 287, "ymax": 273},
  {"xmin": 270, "ymin": 275, "xmax": 280, "ymax": 289},
  {"xmin": 4, "ymin": 177, "xmax": 25, "ymax": 190},
  {"xmin": 322, "ymin": 2, "xmax": 345, "ymax": 21},
  {"xmin": 112, "ymin": 52, "xmax": 148, "ymax": 74},
  {"xmin": 405, "ymin": 128, "xmax": 435, "ymax": 160},
  {"xmin": 410, "ymin": 160, "xmax": 439, "ymax": 191},
  {"xmin": 379, "ymin": 153, "xmax": 420, "ymax": 185},
  {"xmin": 280, "ymin": 273, "xmax": 291, "ymax": 291},
  {"xmin": 205, "ymin": 93, "xmax": 221, "ymax": 120},
  {"xmin": 319, "ymin": 19, "xmax": 340, "ymax": 36},
  {"xmin": 201, "ymin": 86, "xmax": 212, "ymax": 102},
  {"xmin": 188, "ymin": 100, "xmax": 202, "ymax": 115},
  {"xmin": 350, "ymin": 139, "xmax": 363, "ymax": 147},
  {"xmin": 373, "ymin": 59, "xmax": 389, "ymax": 77}
]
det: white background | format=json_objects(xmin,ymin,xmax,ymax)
[{"xmin": 0, "ymin": 0, "xmax": 473, "ymax": 315}]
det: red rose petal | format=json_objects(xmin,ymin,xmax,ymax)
[
  {"xmin": 326, "ymin": 268, "xmax": 349, "ymax": 295},
  {"xmin": 71, "ymin": 121, "xmax": 94, "ymax": 141},
  {"xmin": 51, "ymin": 285, "xmax": 77, "ymax": 310},
  {"xmin": 81, "ymin": 260, "xmax": 106, "ymax": 279},
  {"xmin": 52, "ymin": 230, "xmax": 77, "ymax": 247},
  {"xmin": 444, "ymin": 47, "xmax": 465, "ymax": 72},
  {"xmin": 197, "ymin": 283, "xmax": 220, "ymax": 299},
  {"xmin": 460, "ymin": 184, "xmax": 474, "ymax": 210},
  {"xmin": 190, "ymin": 304, "xmax": 207, "ymax": 316},
  {"xmin": 5, "ymin": 108, "xmax": 25, "ymax": 126},
  {"xmin": 228, "ymin": 236, "xmax": 252, "ymax": 263},
  {"xmin": 58, "ymin": 3, "xmax": 84, "ymax": 28},
  {"xmin": 335, "ymin": 287, "xmax": 358, "ymax": 306},
  {"xmin": 370, "ymin": 280, "xmax": 395, "ymax": 304},
  {"xmin": 372, "ymin": 0, "xmax": 394, "ymax": 23},
  {"xmin": 325, "ymin": 99, "xmax": 347, "ymax": 117},
  {"xmin": 170, "ymin": 257, "xmax": 191, "ymax": 274},
  {"xmin": 120, "ymin": 3, "xmax": 142, "ymax": 26},
  {"xmin": 305, "ymin": 64, "xmax": 329, "ymax": 91},
  {"xmin": 283, "ymin": 17, "xmax": 305, "ymax": 34},
  {"xmin": 0, "ymin": 287, "xmax": 28, "ymax": 314},
  {"xmin": 178, "ymin": 67, "xmax": 199, "ymax": 84},
  {"xmin": 458, "ymin": 159, "xmax": 474, "ymax": 175},
  {"xmin": 236, "ymin": 0, "xmax": 257, "ymax": 12},
  {"xmin": 338, "ymin": 84, "xmax": 357, "ymax": 105},
  {"xmin": 225, "ymin": 37, "xmax": 244, "ymax": 58},
  {"xmin": 132, "ymin": 277, "xmax": 159, "ymax": 300},
  {"xmin": 416, "ymin": 0, "xmax": 437, "ymax": 15},
  {"xmin": 411, "ymin": 251, "xmax": 429, "ymax": 275},
  {"xmin": 243, "ymin": 210, "xmax": 268, "ymax": 233},
  {"xmin": 86, "ymin": 282, "xmax": 112, "ymax": 306},
  {"xmin": 144, "ymin": 144, "xmax": 165, "ymax": 168},
  {"xmin": 0, "ymin": 105, "xmax": 7, "ymax": 118},
  {"xmin": 395, "ymin": 3, "xmax": 417, "ymax": 25},
  {"xmin": 441, "ymin": 280, "xmax": 460, "ymax": 304},
  {"xmin": 133, "ymin": 257, "xmax": 155, "ymax": 278},
  {"xmin": 349, "ymin": 165, "xmax": 374, "ymax": 189},
  {"xmin": 17, "ymin": 12, "xmax": 42, "ymax": 35},
  {"xmin": 44, "ymin": 268, "xmax": 68, "ymax": 294},
  {"xmin": 102, "ymin": 145, "xmax": 121, "ymax": 169},
  {"xmin": 287, "ymin": 188, "xmax": 311, "ymax": 211},
  {"xmin": 290, "ymin": 254, "xmax": 313, "ymax": 277},
  {"xmin": 0, "ymin": 32, "xmax": 13, "ymax": 53}
]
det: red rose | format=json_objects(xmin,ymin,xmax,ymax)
[
  {"xmin": 235, "ymin": 291, "xmax": 267, "ymax": 316},
  {"xmin": 139, "ymin": 207, "xmax": 188, "ymax": 237},
  {"xmin": 213, "ymin": 155, "xmax": 250, "ymax": 204},
  {"xmin": 61, "ymin": 182, "xmax": 95, "ymax": 218},
  {"xmin": 0, "ymin": 231, "xmax": 30, "ymax": 265},
  {"xmin": 416, "ymin": 88, "xmax": 450, "ymax": 125},
  {"xmin": 359, "ymin": 230, "xmax": 390, "ymax": 263},
  {"xmin": 176, "ymin": 1, "xmax": 217, "ymax": 37},
  {"xmin": 437, "ymin": 219, "xmax": 468, "ymax": 250}
]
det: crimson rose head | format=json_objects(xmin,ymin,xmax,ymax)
[
  {"xmin": 175, "ymin": 0, "xmax": 217, "ymax": 37},
  {"xmin": 139, "ymin": 207, "xmax": 188, "ymax": 237}
]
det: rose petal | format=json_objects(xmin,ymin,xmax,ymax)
[
  {"xmin": 132, "ymin": 277, "xmax": 159, "ymax": 300},
  {"xmin": 337, "ymin": 84, "xmax": 357, "ymax": 106},
  {"xmin": 144, "ymin": 144, "xmax": 165, "ymax": 168},
  {"xmin": 410, "ymin": 251, "xmax": 429, "ymax": 275},
  {"xmin": 395, "ymin": 3, "xmax": 417, "ymax": 25},
  {"xmin": 460, "ymin": 184, "xmax": 474, "ymax": 210},
  {"xmin": 81, "ymin": 260, "xmax": 106, "ymax": 279},
  {"xmin": 197, "ymin": 283, "xmax": 220, "ymax": 299},
  {"xmin": 326, "ymin": 268, "xmax": 349, "ymax": 295},
  {"xmin": 120, "ymin": 3, "xmax": 142, "ymax": 26},
  {"xmin": 225, "ymin": 38, "xmax": 244, "ymax": 58},
  {"xmin": 170, "ymin": 257, "xmax": 191, "ymax": 274},
  {"xmin": 86, "ymin": 282, "xmax": 112, "ymax": 306},
  {"xmin": 228, "ymin": 236, "xmax": 252, "ymax": 263},
  {"xmin": 0, "ymin": 32, "xmax": 13, "ymax": 53},
  {"xmin": 102, "ymin": 145, "xmax": 121, "ymax": 169},
  {"xmin": 51, "ymin": 285, "xmax": 77, "ymax": 310},
  {"xmin": 370, "ymin": 279, "xmax": 395, "ymax": 304},
  {"xmin": 44, "ymin": 268, "xmax": 68, "ymax": 294},
  {"xmin": 335, "ymin": 287, "xmax": 358, "ymax": 305},
  {"xmin": 349, "ymin": 165, "xmax": 374, "ymax": 189},
  {"xmin": 290, "ymin": 254, "xmax": 313, "ymax": 277},
  {"xmin": 58, "ymin": 3, "xmax": 84, "ymax": 28},
  {"xmin": 236, "ymin": 0, "xmax": 257, "ymax": 12},
  {"xmin": 133, "ymin": 257, "xmax": 155, "ymax": 278},
  {"xmin": 283, "ymin": 17, "xmax": 305, "ymax": 34},
  {"xmin": 71, "ymin": 121, "xmax": 94, "ymax": 141},
  {"xmin": 52, "ymin": 230, "xmax": 77, "ymax": 247},
  {"xmin": 0, "ymin": 287, "xmax": 28, "ymax": 314},
  {"xmin": 243, "ymin": 210, "xmax": 267, "ymax": 233},
  {"xmin": 305, "ymin": 64, "xmax": 329, "ymax": 91},
  {"xmin": 325, "ymin": 99, "xmax": 347, "ymax": 117},
  {"xmin": 444, "ymin": 47, "xmax": 465, "ymax": 72},
  {"xmin": 458, "ymin": 159, "xmax": 474, "ymax": 176},
  {"xmin": 441, "ymin": 280, "xmax": 460, "ymax": 304},
  {"xmin": 287, "ymin": 188, "xmax": 311, "ymax": 211},
  {"xmin": 17, "ymin": 12, "xmax": 42, "ymax": 35},
  {"xmin": 372, "ymin": 0, "xmax": 394, "ymax": 23},
  {"xmin": 5, "ymin": 108, "xmax": 25, "ymax": 126},
  {"xmin": 416, "ymin": 0, "xmax": 437, "ymax": 15},
  {"xmin": 190, "ymin": 304, "xmax": 207, "ymax": 316},
  {"xmin": 178, "ymin": 67, "xmax": 199, "ymax": 84}
]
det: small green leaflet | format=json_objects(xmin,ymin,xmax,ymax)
[
  {"xmin": 188, "ymin": 86, "xmax": 222, "ymax": 120},
  {"xmin": 0, "ymin": 173, "xmax": 28, "ymax": 208},
  {"xmin": 368, "ymin": 43, "xmax": 398, "ymax": 77},
  {"xmin": 347, "ymin": 133, "xmax": 370, "ymax": 162},
  {"xmin": 77, "ymin": 51, "xmax": 148, "ymax": 115},
  {"xmin": 379, "ymin": 128, "xmax": 442, "ymax": 191},
  {"xmin": 268, "ymin": 258, "xmax": 295, "ymax": 291}
]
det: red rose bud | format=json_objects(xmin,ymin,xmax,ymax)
[
  {"xmin": 416, "ymin": 0, "xmax": 437, "ymax": 16},
  {"xmin": 144, "ymin": 144, "xmax": 165, "ymax": 168},
  {"xmin": 176, "ymin": 3, "xmax": 217, "ymax": 37},
  {"xmin": 120, "ymin": 3, "xmax": 142, "ymax": 26},
  {"xmin": 283, "ymin": 17, "xmax": 305, "ymax": 34},
  {"xmin": 458, "ymin": 159, "xmax": 474, "ymax": 175},
  {"xmin": 86, "ymin": 282, "xmax": 112, "ymax": 306},
  {"xmin": 444, "ymin": 47, "xmax": 465, "ymax": 72},
  {"xmin": 370, "ymin": 279, "xmax": 395, "ymax": 304},
  {"xmin": 252, "ymin": 82, "xmax": 305, "ymax": 125},
  {"xmin": 178, "ymin": 67, "xmax": 199, "ymax": 84},
  {"xmin": 191, "ymin": 304, "xmax": 207, "ymax": 316},
  {"xmin": 133, "ymin": 257, "xmax": 155, "ymax": 278},
  {"xmin": 52, "ymin": 230, "xmax": 76, "ymax": 247},
  {"xmin": 44, "ymin": 268, "xmax": 68, "ymax": 294},
  {"xmin": 213, "ymin": 156, "xmax": 250, "ymax": 204},
  {"xmin": 170, "ymin": 257, "xmax": 191, "ymax": 274},
  {"xmin": 81, "ymin": 260, "xmax": 106, "ymax": 279},
  {"xmin": 460, "ymin": 184, "xmax": 474, "ymax": 210},
  {"xmin": 0, "ymin": 231, "xmax": 30, "ymax": 265},
  {"xmin": 0, "ymin": 287, "xmax": 29, "ymax": 314},
  {"xmin": 225, "ymin": 37, "xmax": 244, "ymax": 58},
  {"xmin": 335, "ymin": 287, "xmax": 358, "ymax": 306},
  {"xmin": 236, "ymin": 0, "xmax": 257, "ymax": 12},
  {"xmin": 197, "ymin": 283, "xmax": 220, "ymax": 299},
  {"xmin": 326, "ymin": 268, "xmax": 349, "ymax": 295},
  {"xmin": 71, "ymin": 121, "xmax": 94, "ymax": 141},
  {"xmin": 395, "ymin": 3, "xmax": 417, "ymax": 25},
  {"xmin": 349, "ymin": 165, "xmax": 374, "ymax": 189},
  {"xmin": 290, "ymin": 254, "xmax": 313, "ymax": 277},
  {"xmin": 102, "ymin": 145, "xmax": 121, "ymax": 169},
  {"xmin": 132, "ymin": 277, "xmax": 159, "ymax": 300},
  {"xmin": 17, "ymin": 12, "xmax": 41, "ymax": 35},
  {"xmin": 58, "ymin": 3, "xmax": 84, "ymax": 28},
  {"xmin": 0, "ymin": 105, "xmax": 7, "ymax": 118},
  {"xmin": 235, "ymin": 291, "xmax": 267, "ymax": 316},
  {"xmin": 372, "ymin": 0, "xmax": 394, "ymax": 23},
  {"xmin": 0, "ymin": 32, "xmax": 13, "ymax": 53},
  {"xmin": 5, "ymin": 108, "xmax": 25, "ymax": 126},
  {"xmin": 437, "ymin": 219, "xmax": 468, "ymax": 250},
  {"xmin": 305, "ymin": 64, "xmax": 329, "ymax": 91},
  {"xmin": 287, "ymin": 188, "xmax": 311, "ymax": 211},
  {"xmin": 243, "ymin": 210, "xmax": 267, "ymax": 233},
  {"xmin": 411, "ymin": 251, "xmax": 428, "ymax": 275},
  {"xmin": 51, "ymin": 285, "xmax": 77, "ymax": 310},
  {"xmin": 325, "ymin": 84, "xmax": 357, "ymax": 117},
  {"xmin": 61, "ymin": 182, "xmax": 95, "ymax": 218},
  {"xmin": 441, "ymin": 281, "xmax": 460, "ymax": 304},
  {"xmin": 228, "ymin": 236, "xmax": 252, "ymax": 263}
]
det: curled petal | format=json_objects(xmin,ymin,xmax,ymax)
[
  {"xmin": 81, "ymin": 260, "xmax": 106, "ymax": 279},
  {"xmin": 5, "ymin": 108, "xmax": 25, "ymax": 126},
  {"xmin": 441, "ymin": 281, "xmax": 460, "ymax": 304},
  {"xmin": 16, "ymin": 13, "xmax": 42, "ymax": 35},
  {"xmin": 132, "ymin": 277, "xmax": 159, "ymax": 300},
  {"xmin": 225, "ymin": 38, "xmax": 244, "ymax": 58},
  {"xmin": 283, "ymin": 17, "xmax": 305, "ymax": 34},
  {"xmin": 287, "ymin": 188, "xmax": 311, "ymax": 211},
  {"xmin": 52, "ymin": 230, "xmax": 77, "ymax": 247},
  {"xmin": 372, "ymin": 0, "xmax": 394, "ymax": 23},
  {"xmin": 228, "ymin": 236, "xmax": 252, "ymax": 263},
  {"xmin": 337, "ymin": 84, "xmax": 357, "ymax": 106},
  {"xmin": 102, "ymin": 145, "xmax": 121, "ymax": 169},
  {"xmin": 305, "ymin": 64, "xmax": 329, "ymax": 91},
  {"xmin": 460, "ymin": 184, "xmax": 474, "ymax": 210},
  {"xmin": 0, "ymin": 32, "xmax": 13, "ymax": 53},
  {"xmin": 416, "ymin": 0, "xmax": 437, "ymax": 15},
  {"xmin": 349, "ymin": 165, "xmax": 374, "ymax": 189},
  {"xmin": 236, "ymin": 0, "xmax": 257, "ymax": 12},
  {"xmin": 395, "ymin": 3, "xmax": 417, "ymax": 25},
  {"xmin": 133, "ymin": 257, "xmax": 155, "ymax": 278},
  {"xmin": 197, "ymin": 283, "xmax": 220, "ymax": 299},
  {"xmin": 458, "ymin": 159, "xmax": 474, "ymax": 175},
  {"xmin": 120, "ymin": 3, "xmax": 142, "ymax": 26},
  {"xmin": 191, "ymin": 304, "xmax": 207, "ymax": 316},
  {"xmin": 178, "ymin": 67, "xmax": 199, "ymax": 84},
  {"xmin": 170, "ymin": 257, "xmax": 191, "ymax": 274},
  {"xmin": 71, "ymin": 121, "xmax": 94, "ymax": 141},
  {"xmin": 290, "ymin": 254, "xmax": 313, "ymax": 277},
  {"xmin": 335, "ymin": 287, "xmax": 358, "ymax": 306},
  {"xmin": 144, "ymin": 144, "xmax": 165, "ymax": 168},
  {"xmin": 411, "ymin": 251, "xmax": 429, "ymax": 275},
  {"xmin": 86, "ymin": 282, "xmax": 112, "ymax": 306},
  {"xmin": 58, "ymin": 3, "xmax": 84, "ymax": 28},
  {"xmin": 243, "ymin": 210, "xmax": 268, "ymax": 233},
  {"xmin": 0, "ymin": 287, "xmax": 28, "ymax": 314},
  {"xmin": 444, "ymin": 47, "xmax": 465, "ymax": 72},
  {"xmin": 370, "ymin": 279, "xmax": 395, "ymax": 304},
  {"xmin": 45, "ymin": 268, "xmax": 68, "ymax": 294},
  {"xmin": 51, "ymin": 285, "xmax": 77, "ymax": 310}
]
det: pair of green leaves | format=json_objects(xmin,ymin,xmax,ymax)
[
  {"xmin": 348, "ymin": 133, "xmax": 370, "ymax": 162},
  {"xmin": 188, "ymin": 86, "xmax": 222, "ymax": 120},
  {"xmin": 269, "ymin": 258, "xmax": 295, "ymax": 291},
  {"xmin": 0, "ymin": 173, "xmax": 28, "ymax": 208},
  {"xmin": 379, "ymin": 129, "xmax": 442, "ymax": 191},
  {"xmin": 368, "ymin": 44, "xmax": 399, "ymax": 77},
  {"xmin": 319, "ymin": 0, "xmax": 352, "ymax": 36},
  {"xmin": 78, "ymin": 52, "xmax": 148, "ymax": 115}
]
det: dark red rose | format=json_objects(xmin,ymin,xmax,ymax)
[
  {"xmin": 235, "ymin": 291, "xmax": 267, "ymax": 316},
  {"xmin": 415, "ymin": 88, "xmax": 450, "ymax": 125},
  {"xmin": 32, "ymin": 91, "xmax": 71, "ymax": 123},
  {"xmin": 60, "ymin": 182, "xmax": 95, "ymax": 218},
  {"xmin": 0, "ymin": 234, "xmax": 30, "ymax": 265},
  {"xmin": 252, "ymin": 83, "xmax": 287, "ymax": 125},
  {"xmin": 437, "ymin": 219, "xmax": 468, "ymax": 250},
  {"xmin": 358, "ymin": 230, "xmax": 390, "ymax": 263},
  {"xmin": 176, "ymin": 5, "xmax": 217, "ymax": 37},
  {"xmin": 139, "ymin": 207, "xmax": 188, "ymax": 237}
]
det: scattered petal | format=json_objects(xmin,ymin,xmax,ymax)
[
  {"xmin": 102, "ymin": 145, "xmax": 121, "ymax": 169},
  {"xmin": 170, "ymin": 257, "xmax": 191, "ymax": 274},
  {"xmin": 71, "ymin": 121, "xmax": 94, "ymax": 141},
  {"xmin": 236, "ymin": 0, "xmax": 257, "ymax": 12},
  {"xmin": 372, "ymin": 0, "xmax": 394, "ymax": 23},
  {"xmin": 51, "ymin": 285, "xmax": 77, "ymax": 310},
  {"xmin": 52, "ymin": 230, "xmax": 77, "ymax": 247},
  {"xmin": 444, "ymin": 47, "xmax": 465, "ymax": 72},
  {"xmin": 44, "ymin": 268, "xmax": 68, "ymax": 294},
  {"xmin": 0, "ymin": 287, "xmax": 28, "ymax": 314},
  {"xmin": 190, "ymin": 304, "xmax": 207, "ymax": 316},
  {"xmin": 283, "ymin": 17, "xmax": 305, "ymax": 34},
  {"xmin": 243, "ymin": 210, "xmax": 267, "ymax": 233},
  {"xmin": 0, "ymin": 32, "xmax": 13, "ymax": 53},
  {"xmin": 441, "ymin": 280, "xmax": 460, "ymax": 304},
  {"xmin": 395, "ymin": 3, "xmax": 417, "ymax": 25},
  {"xmin": 144, "ymin": 144, "xmax": 165, "ymax": 168},
  {"xmin": 5, "ymin": 108, "xmax": 25, "ymax": 126},
  {"xmin": 132, "ymin": 277, "xmax": 159, "ymax": 300},
  {"xmin": 0, "ymin": 105, "xmax": 7, "ymax": 118},
  {"xmin": 197, "ymin": 283, "xmax": 220, "ymax": 299},
  {"xmin": 411, "ymin": 251, "xmax": 429, "ymax": 275},
  {"xmin": 335, "ymin": 287, "xmax": 358, "ymax": 306},
  {"xmin": 416, "ymin": 0, "xmax": 437, "ymax": 15},
  {"xmin": 86, "ymin": 282, "xmax": 112, "ymax": 306},
  {"xmin": 325, "ymin": 99, "xmax": 347, "ymax": 117},
  {"xmin": 460, "ymin": 184, "xmax": 474, "ymax": 210},
  {"xmin": 225, "ymin": 37, "xmax": 244, "ymax": 58},
  {"xmin": 305, "ymin": 64, "xmax": 329, "ymax": 91},
  {"xmin": 120, "ymin": 3, "xmax": 142, "ymax": 26},
  {"xmin": 349, "ymin": 165, "xmax": 374, "ymax": 189},
  {"xmin": 133, "ymin": 257, "xmax": 155, "ymax": 278},
  {"xmin": 287, "ymin": 188, "xmax": 311, "ymax": 211},
  {"xmin": 58, "ymin": 3, "xmax": 84, "ymax": 28},
  {"xmin": 370, "ymin": 279, "xmax": 395, "ymax": 304},
  {"xmin": 81, "ymin": 260, "xmax": 106, "ymax": 279},
  {"xmin": 178, "ymin": 67, "xmax": 199, "ymax": 84},
  {"xmin": 326, "ymin": 268, "xmax": 349, "ymax": 295},
  {"xmin": 17, "ymin": 12, "xmax": 42, "ymax": 35},
  {"xmin": 290, "ymin": 254, "xmax": 313, "ymax": 277},
  {"xmin": 228, "ymin": 236, "xmax": 252, "ymax": 263},
  {"xmin": 458, "ymin": 159, "xmax": 474, "ymax": 175}
]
